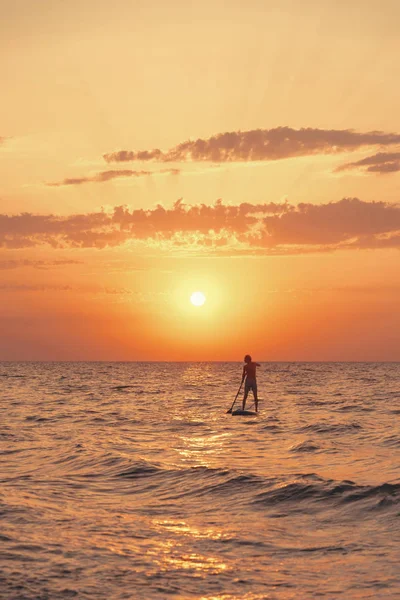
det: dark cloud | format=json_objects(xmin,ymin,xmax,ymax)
[
  {"xmin": 103, "ymin": 127, "xmax": 400, "ymax": 164},
  {"xmin": 345, "ymin": 232, "xmax": 400, "ymax": 250},
  {"xmin": 0, "ymin": 198, "xmax": 399, "ymax": 254},
  {"xmin": 0, "ymin": 259, "xmax": 83, "ymax": 270},
  {"xmin": 47, "ymin": 169, "xmax": 152, "ymax": 187},
  {"xmin": 0, "ymin": 283, "xmax": 132, "ymax": 294},
  {"xmin": 259, "ymin": 198, "xmax": 400, "ymax": 246},
  {"xmin": 336, "ymin": 152, "xmax": 400, "ymax": 174},
  {"xmin": 47, "ymin": 168, "xmax": 180, "ymax": 187},
  {"xmin": 0, "ymin": 284, "xmax": 74, "ymax": 292}
]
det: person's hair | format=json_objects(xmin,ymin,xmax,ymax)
[{"xmin": 244, "ymin": 354, "xmax": 251, "ymax": 362}]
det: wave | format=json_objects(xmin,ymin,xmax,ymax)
[
  {"xmin": 25, "ymin": 447, "xmax": 395, "ymax": 519},
  {"xmin": 253, "ymin": 477, "xmax": 400, "ymax": 514},
  {"xmin": 0, "ymin": 374, "xmax": 26, "ymax": 378},
  {"xmin": 112, "ymin": 462, "xmax": 400, "ymax": 515},
  {"xmin": 298, "ymin": 422, "xmax": 361, "ymax": 434},
  {"xmin": 111, "ymin": 385, "xmax": 136, "ymax": 391},
  {"xmin": 381, "ymin": 435, "xmax": 400, "ymax": 447},
  {"xmin": 335, "ymin": 404, "xmax": 373, "ymax": 412},
  {"xmin": 118, "ymin": 462, "xmax": 164, "ymax": 479},
  {"xmin": 261, "ymin": 424, "xmax": 283, "ymax": 433},
  {"xmin": 289, "ymin": 441, "xmax": 320, "ymax": 453}
]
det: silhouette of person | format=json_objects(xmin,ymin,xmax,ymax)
[{"xmin": 241, "ymin": 355, "xmax": 260, "ymax": 412}]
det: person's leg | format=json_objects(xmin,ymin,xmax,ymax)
[
  {"xmin": 253, "ymin": 382, "xmax": 258, "ymax": 412},
  {"xmin": 243, "ymin": 381, "xmax": 249, "ymax": 410}
]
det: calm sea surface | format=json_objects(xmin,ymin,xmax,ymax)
[{"xmin": 0, "ymin": 362, "xmax": 399, "ymax": 600}]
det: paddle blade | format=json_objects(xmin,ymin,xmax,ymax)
[{"xmin": 226, "ymin": 408, "xmax": 232, "ymax": 414}]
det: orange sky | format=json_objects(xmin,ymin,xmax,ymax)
[{"xmin": 1, "ymin": 0, "xmax": 400, "ymax": 360}]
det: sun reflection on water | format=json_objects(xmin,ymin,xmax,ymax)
[
  {"xmin": 154, "ymin": 519, "xmax": 228, "ymax": 541},
  {"xmin": 145, "ymin": 532, "xmax": 227, "ymax": 575},
  {"xmin": 143, "ymin": 519, "xmax": 229, "ymax": 577},
  {"xmin": 175, "ymin": 433, "xmax": 231, "ymax": 467}
]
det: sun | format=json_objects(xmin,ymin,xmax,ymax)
[{"xmin": 190, "ymin": 291, "xmax": 206, "ymax": 307}]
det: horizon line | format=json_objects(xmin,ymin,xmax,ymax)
[{"xmin": 1, "ymin": 360, "xmax": 399, "ymax": 364}]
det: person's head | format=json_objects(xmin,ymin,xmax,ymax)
[{"xmin": 244, "ymin": 354, "xmax": 251, "ymax": 363}]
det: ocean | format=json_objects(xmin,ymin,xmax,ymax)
[{"xmin": 0, "ymin": 362, "xmax": 399, "ymax": 600}]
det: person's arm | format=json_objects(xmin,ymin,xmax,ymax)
[{"xmin": 241, "ymin": 365, "xmax": 246, "ymax": 382}]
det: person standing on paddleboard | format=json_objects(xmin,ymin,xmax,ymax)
[{"xmin": 242, "ymin": 355, "xmax": 260, "ymax": 412}]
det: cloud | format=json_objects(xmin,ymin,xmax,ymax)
[
  {"xmin": 336, "ymin": 152, "xmax": 400, "ymax": 174},
  {"xmin": 103, "ymin": 127, "xmax": 400, "ymax": 164},
  {"xmin": 160, "ymin": 168, "xmax": 180, "ymax": 176},
  {"xmin": 259, "ymin": 197, "xmax": 400, "ymax": 246},
  {"xmin": 47, "ymin": 169, "xmax": 152, "ymax": 187},
  {"xmin": 0, "ymin": 259, "xmax": 83, "ymax": 270},
  {"xmin": 0, "ymin": 198, "xmax": 399, "ymax": 254},
  {"xmin": 0, "ymin": 136, "xmax": 13, "ymax": 149},
  {"xmin": 0, "ymin": 283, "xmax": 132, "ymax": 294},
  {"xmin": 0, "ymin": 284, "xmax": 74, "ymax": 292},
  {"xmin": 344, "ymin": 232, "xmax": 400, "ymax": 250},
  {"xmin": 47, "ymin": 168, "xmax": 180, "ymax": 187}
]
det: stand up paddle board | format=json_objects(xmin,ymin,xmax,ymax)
[{"xmin": 231, "ymin": 409, "xmax": 258, "ymax": 416}]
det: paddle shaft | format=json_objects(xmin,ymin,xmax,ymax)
[{"xmin": 227, "ymin": 380, "xmax": 244, "ymax": 413}]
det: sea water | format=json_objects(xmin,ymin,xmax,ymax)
[{"xmin": 0, "ymin": 362, "xmax": 399, "ymax": 599}]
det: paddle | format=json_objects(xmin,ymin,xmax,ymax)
[{"xmin": 226, "ymin": 380, "xmax": 244, "ymax": 414}]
